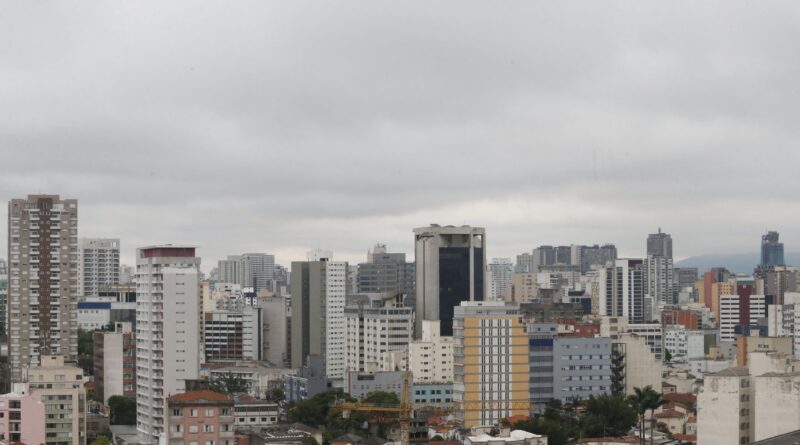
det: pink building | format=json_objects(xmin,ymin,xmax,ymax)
[
  {"xmin": 0, "ymin": 383, "xmax": 46, "ymax": 445},
  {"xmin": 167, "ymin": 390, "xmax": 235, "ymax": 445}
]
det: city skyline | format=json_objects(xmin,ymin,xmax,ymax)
[{"xmin": 3, "ymin": 2, "xmax": 800, "ymax": 271}]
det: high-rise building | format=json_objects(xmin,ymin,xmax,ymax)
[
  {"xmin": 78, "ymin": 238, "xmax": 120, "ymax": 296},
  {"xmin": 761, "ymin": 231, "xmax": 785, "ymax": 268},
  {"xmin": 345, "ymin": 293, "xmax": 413, "ymax": 373},
  {"xmin": 290, "ymin": 251, "xmax": 347, "ymax": 380},
  {"xmin": 452, "ymin": 301, "xmax": 529, "ymax": 427},
  {"xmin": 673, "ymin": 267, "xmax": 698, "ymax": 297},
  {"xmin": 646, "ymin": 229, "xmax": 674, "ymax": 305},
  {"xmin": 579, "ymin": 244, "xmax": 617, "ymax": 274},
  {"xmin": 7, "ymin": 195, "xmax": 79, "ymax": 382},
  {"xmin": 487, "ymin": 258, "xmax": 513, "ymax": 300},
  {"xmin": 0, "ymin": 258, "xmax": 6, "ymax": 342},
  {"xmin": 203, "ymin": 306, "xmax": 264, "ymax": 362},
  {"xmin": 216, "ymin": 254, "xmax": 275, "ymax": 292},
  {"xmin": 259, "ymin": 296, "xmax": 290, "ymax": 367},
  {"xmin": 598, "ymin": 259, "xmax": 646, "ymax": 324},
  {"xmin": 93, "ymin": 321, "xmax": 136, "ymax": 404},
  {"xmin": 413, "ymin": 225, "xmax": 485, "ymax": 338},
  {"xmin": 719, "ymin": 290, "xmax": 767, "ymax": 342},
  {"xmin": 135, "ymin": 246, "xmax": 201, "ymax": 444},
  {"xmin": 357, "ymin": 244, "xmax": 415, "ymax": 298}
]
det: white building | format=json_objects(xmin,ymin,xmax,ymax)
[
  {"xmin": 345, "ymin": 294, "xmax": 413, "ymax": 373},
  {"xmin": 77, "ymin": 300, "xmax": 137, "ymax": 330},
  {"xmin": 290, "ymin": 250, "xmax": 347, "ymax": 381},
  {"xmin": 645, "ymin": 255, "xmax": 674, "ymax": 306},
  {"xmin": 767, "ymin": 292, "xmax": 800, "ymax": 359},
  {"xmin": 487, "ymin": 258, "xmax": 513, "ymax": 301},
  {"xmin": 613, "ymin": 333, "xmax": 662, "ymax": 396},
  {"xmin": 408, "ymin": 320, "xmax": 454, "ymax": 383},
  {"xmin": 135, "ymin": 246, "xmax": 201, "ymax": 444},
  {"xmin": 597, "ymin": 259, "xmax": 646, "ymax": 324},
  {"xmin": 78, "ymin": 238, "xmax": 120, "ymax": 296},
  {"xmin": 663, "ymin": 325, "xmax": 705, "ymax": 361},
  {"xmin": 754, "ymin": 371, "xmax": 800, "ymax": 441},
  {"xmin": 720, "ymin": 294, "xmax": 767, "ymax": 342},
  {"xmin": 259, "ymin": 296, "xmax": 289, "ymax": 367},
  {"xmin": 697, "ymin": 367, "xmax": 753, "ymax": 445},
  {"xmin": 601, "ymin": 317, "xmax": 663, "ymax": 361}
]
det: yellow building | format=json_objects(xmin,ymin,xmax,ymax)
[{"xmin": 453, "ymin": 301, "xmax": 530, "ymax": 427}]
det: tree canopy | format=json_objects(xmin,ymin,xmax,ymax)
[{"xmin": 108, "ymin": 395, "xmax": 137, "ymax": 425}]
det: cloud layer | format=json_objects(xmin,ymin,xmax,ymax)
[{"xmin": 2, "ymin": 1, "xmax": 800, "ymax": 270}]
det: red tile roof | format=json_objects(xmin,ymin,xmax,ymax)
[
  {"xmin": 168, "ymin": 390, "xmax": 232, "ymax": 403},
  {"xmin": 654, "ymin": 410, "xmax": 685, "ymax": 419},
  {"xmin": 663, "ymin": 393, "xmax": 696, "ymax": 404}
]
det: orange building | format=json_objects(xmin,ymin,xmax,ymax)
[{"xmin": 453, "ymin": 301, "xmax": 530, "ymax": 427}]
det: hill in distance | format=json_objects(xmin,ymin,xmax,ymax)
[{"xmin": 675, "ymin": 252, "xmax": 800, "ymax": 274}]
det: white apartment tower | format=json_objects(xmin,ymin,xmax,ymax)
[
  {"xmin": 135, "ymin": 246, "xmax": 201, "ymax": 444},
  {"xmin": 7, "ymin": 195, "xmax": 79, "ymax": 382},
  {"xmin": 598, "ymin": 259, "xmax": 646, "ymax": 324},
  {"xmin": 78, "ymin": 238, "xmax": 120, "ymax": 296},
  {"xmin": 345, "ymin": 293, "xmax": 413, "ymax": 373},
  {"xmin": 290, "ymin": 250, "xmax": 347, "ymax": 381},
  {"xmin": 408, "ymin": 320, "xmax": 454, "ymax": 383},
  {"xmin": 487, "ymin": 258, "xmax": 513, "ymax": 301}
]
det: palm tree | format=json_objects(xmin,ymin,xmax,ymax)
[
  {"xmin": 634, "ymin": 386, "xmax": 666, "ymax": 445},
  {"xmin": 627, "ymin": 388, "xmax": 648, "ymax": 445}
]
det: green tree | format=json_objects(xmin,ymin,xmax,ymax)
[
  {"xmin": 265, "ymin": 386, "xmax": 285, "ymax": 403},
  {"xmin": 513, "ymin": 417, "xmax": 572, "ymax": 445},
  {"xmin": 108, "ymin": 395, "xmax": 137, "ymax": 425},
  {"xmin": 580, "ymin": 394, "xmax": 637, "ymax": 438},
  {"xmin": 90, "ymin": 436, "xmax": 112, "ymax": 445},
  {"xmin": 209, "ymin": 372, "xmax": 250, "ymax": 394},
  {"xmin": 78, "ymin": 329, "xmax": 95, "ymax": 376},
  {"xmin": 361, "ymin": 391, "xmax": 399, "ymax": 405},
  {"xmin": 628, "ymin": 387, "xmax": 649, "ymax": 445},
  {"xmin": 663, "ymin": 348, "xmax": 672, "ymax": 363}
]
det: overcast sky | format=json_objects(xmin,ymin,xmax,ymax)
[{"xmin": 2, "ymin": 1, "xmax": 800, "ymax": 271}]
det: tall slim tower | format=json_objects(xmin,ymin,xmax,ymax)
[
  {"xmin": 414, "ymin": 225, "xmax": 486, "ymax": 338},
  {"xmin": 135, "ymin": 246, "xmax": 201, "ymax": 444},
  {"xmin": 290, "ymin": 250, "xmax": 347, "ymax": 381},
  {"xmin": 646, "ymin": 228, "xmax": 674, "ymax": 305},
  {"xmin": 598, "ymin": 259, "xmax": 646, "ymax": 323},
  {"xmin": 7, "ymin": 195, "xmax": 79, "ymax": 381}
]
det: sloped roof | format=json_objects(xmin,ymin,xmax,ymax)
[{"xmin": 168, "ymin": 390, "xmax": 232, "ymax": 403}]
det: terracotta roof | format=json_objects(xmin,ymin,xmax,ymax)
[
  {"xmin": 168, "ymin": 390, "xmax": 232, "ymax": 403},
  {"xmin": 654, "ymin": 410, "xmax": 685, "ymax": 419},
  {"xmin": 687, "ymin": 417, "xmax": 696, "ymax": 423},
  {"xmin": 663, "ymin": 393, "xmax": 697, "ymax": 405},
  {"xmin": 502, "ymin": 414, "xmax": 530, "ymax": 424},
  {"xmin": 672, "ymin": 433, "xmax": 696, "ymax": 442}
]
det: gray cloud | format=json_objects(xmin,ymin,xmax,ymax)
[{"xmin": 2, "ymin": 1, "xmax": 800, "ymax": 270}]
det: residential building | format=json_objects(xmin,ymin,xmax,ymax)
[
  {"xmin": 411, "ymin": 382, "xmax": 454, "ymax": 408},
  {"xmin": 259, "ymin": 296, "xmax": 290, "ymax": 367},
  {"xmin": 0, "ymin": 383, "xmax": 46, "ymax": 445},
  {"xmin": 453, "ymin": 301, "xmax": 529, "ymax": 427},
  {"xmin": 78, "ymin": 238, "xmax": 120, "ymax": 297},
  {"xmin": 553, "ymin": 336, "xmax": 613, "ymax": 402},
  {"xmin": 506, "ymin": 272, "xmax": 536, "ymax": 303},
  {"xmin": 598, "ymin": 259, "xmax": 646, "ymax": 324},
  {"xmin": 232, "ymin": 394, "xmax": 279, "ymax": 428},
  {"xmin": 611, "ymin": 333, "xmax": 661, "ymax": 396},
  {"xmin": 646, "ymin": 255, "xmax": 674, "ymax": 306},
  {"xmin": 207, "ymin": 362, "xmax": 291, "ymax": 398},
  {"xmin": 663, "ymin": 325, "xmax": 704, "ymax": 361},
  {"xmin": 673, "ymin": 267, "xmax": 699, "ymax": 295},
  {"xmin": 754, "ymin": 372, "xmax": 800, "ymax": 441},
  {"xmin": 290, "ymin": 251, "xmax": 347, "ymax": 380},
  {"xmin": 720, "ymin": 293, "xmax": 767, "ymax": 342},
  {"xmin": 413, "ymin": 225, "xmax": 485, "ymax": 338},
  {"xmin": 166, "ymin": 390, "xmax": 235, "ymax": 445},
  {"xmin": 26, "ymin": 355, "xmax": 87, "ymax": 445},
  {"xmin": 204, "ymin": 306, "xmax": 264, "ymax": 362},
  {"xmin": 578, "ymin": 244, "xmax": 617, "ymax": 274},
  {"xmin": 487, "ymin": 258, "xmax": 513, "ymax": 301},
  {"xmin": 697, "ymin": 367, "xmax": 753, "ymax": 445},
  {"xmin": 357, "ymin": 244, "xmax": 415, "ymax": 299},
  {"xmin": 217, "ymin": 256, "xmax": 244, "ymax": 285},
  {"xmin": 135, "ymin": 246, "xmax": 201, "ymax": 444},
  {"xmin": 217, "ymin": 254, "xmax": 275, "ymax": 293},
  {"xmin": 0, "ymin": 259, "xmax": 6, "ymax": 342},
  {"xmin": 93, "ymin": 322, "xmax": 136, "ymax": 403},
  {"xmin": 7, "ymin": 195, "xmax": 79, "ymax": 382},
  {"xmin": 408, "ymin": 320, "xmax": 454, "ymax": 384},
  {"xmin": 345, "ymin": 293, "xmax": 413, "ymax": 373},
  {"xmin": 735, "ymin": 334, "xmax": 793, "ymax": 367},
  {"xmin": 661, "ymin": 308, "xmax": 700, "ymax": 330}
]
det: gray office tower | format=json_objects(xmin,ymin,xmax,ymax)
[
  {"xmin": 646, "ymin": 228, "xmax": 674, "ymax": 305},
  {"xmin": 357, "ymin": 244, "xmax": 415, "ymax": 301},
  {"xmin": 647, "ymin": 228, "xmax": 673, "ymax": 257},
  {"xmin": 414, "ymin": 225, "xmax": 485, "ymax": 338},
  {"xmin": 761, "ymin": 231, "xmax": 785, "ymax": 267}
]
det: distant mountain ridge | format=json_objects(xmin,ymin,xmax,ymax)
[{"xmin": 675, "ymin": 252, "xmax": 800, "ymax": 274}]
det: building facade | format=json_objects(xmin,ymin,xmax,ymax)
[
  {"xmin": 0, "ymin": 383, "xmax": 46, "ymax": 445},
  {"xmin": 136, "ymin": 246, "xmax": 201, "ymax": 444},
  {"xmin": 414, "ymin": 225, "xmax": 485, "ymax": 338},
  {"xmin": 408, "ymin": 320, "xmax": 454, "ymax": 384},
  {"xmin": 345, "ymin": 294, "xmax": 413, "ymax": 373},
  {"xmin": 78, "ymin": 238, "xmax": 120, "ymax": 296},
  {"xmin": 166, "ymin": 390, "xmax": 235, "ymax": 445},
  {"xmin": 356, "ymin": 244, "xmax": 415, "ymax": 299},
  {"xmin": 487, "ymin": 258, "xmax": 513, "ymax": 301},
  {"xmin": 26, "ymin": 355, "xmax": 87, "ymax": 445},
  {"xmin": 93, "ymin": 321, "xmax": 136, "ymax": 403},
  {"xmin": 7, "ymin": 195, "xmax": 79, "ymax": 381},
  {"xmin": 453, "ymin": 301, "xmax": 529, "ymax": 427},
  {"xmin": 290, "ymin": 252, "xmax": 347, "ymax": 380},
  {"xmin": 697, "ymin": 367, "xmax": 753, "ymax": 445},
  {"xmin": 598, "ymin": 259, "xmax": 646, "ymax": 324}
]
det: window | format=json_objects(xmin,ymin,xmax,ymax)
[
  {"xmin": 205, "ymin": 409, "xmax": 214, "ymax": 416},
  {"xmin": 189, "ymin": 425, "xmax": 198, "ymax": 433},
  {"xmin": 189, "ymin": 409, "xmax": 198, "ymax": 417},
  {"xmin": 172, "ymin": 409, "xmax": 182, "ymax": 416},
  {"xmin": 204, "ymin": 425, "xmax": 214, "ymax": 433}
]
